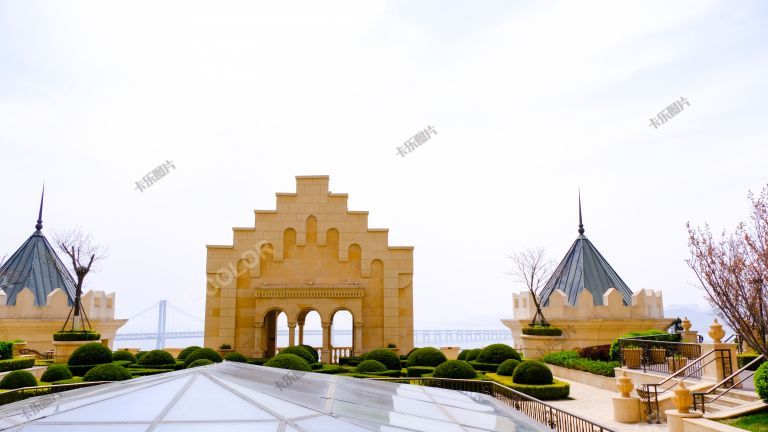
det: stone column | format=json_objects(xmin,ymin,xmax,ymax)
[
  {"xmin": 353, "ymin": 322, "xmax": 364, "ymax": 356},
  {"xmin": 253, "ymin": 321, "xmax": 264, "ymax": 358},
  {"xmin": 321, "ymin": 321, "xmax": 332, "ymax": 363},
  {"xmin": 288, "ymin": 321, "xmax": 297, "ymax": 347},
  {"xmin": 298, "ymin": 321, "xmax": 305, "ymax": 345}
]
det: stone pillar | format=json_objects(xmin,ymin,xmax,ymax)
[
  {"xmin": 701, "ymin": 320, "xmax": 738, "ymax": 384},
  {"xmin": 613, "ymin": 371, "xmax": 641, "ymax": 423},
  {"xmin": 353, "ymin": 322, "xmax": 364, "ymax": 356},
  {"xmin": 681, "ymin": 317, "xmax": 699, "ymax": 343},
  {"xmin": 253, "ymin": 321, "xmax": 264, "ymax": 358},
  {"xmin": 666, "ymin": 381, "xmax": 702, "ymax": 432},
  {"xmin": 321, "ymin": 321, "xmax": 332, "ymax": 363},
  {"xmin": 287, "ymin": 321, "xmax": 296, "ymax": 347},
  {"xmin": 298, "ymin": 321, "xmax": 305, "ymax": 345}
]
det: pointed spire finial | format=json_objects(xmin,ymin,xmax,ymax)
[
  {"xmin": 578, "ymin": 190, "xmax": 585, "ymax": 235},
  {"xmin": 35, "ymin": 184, "xmax": 45, "ymax": 231}
]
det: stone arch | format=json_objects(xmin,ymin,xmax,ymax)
[
  {"xmin": 259, "ymin": 306, "xmax": 289, "ymax": 358},
  {"xmin": 306, "ymin": 215, "xmax": 317, "ymax": 244},
  {"xmin": 296, "ymin": 307, "xmax": 322, "ymax": 353}
]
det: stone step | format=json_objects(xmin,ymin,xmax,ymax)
[
  {"xmin": 711, "ymin": 388, "xmax": 760, "ymax": 403},
  {"xmin": 703, "ymin": 394, "xmax": 743, "ymax": 408}
]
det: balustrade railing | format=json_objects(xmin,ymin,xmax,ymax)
[{"xmin": 617, "ymin": 335, "xmax": 702, "ymax": 376}]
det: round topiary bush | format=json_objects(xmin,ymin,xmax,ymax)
[
  {"xmin": 433, "ymin": 360, "xmax": 476, "ymax": 379},
  {"xmin": 178, "ymin": 346, "xmax": 201, "ymax": 360},
  {"xmin": 83, "ymin": 363, "xmax": 132, "ymax": 382},
  {"xmin": 41, "ymin": 364, "xmax": 73, "ymax": 383},
  {"xmin": 755, "ymin": 362, "xmax": 768, "ymax": 402},
  {"xmin": 224, "ymin": 352, "xmax": 248, "ymax": 363},
  {"xmin": 365, "ymin": 348, "xmax": 401, "ymax": 370},
  {"xmin": 138, "ymin": 349, "xmax": 175, "ymax": 366},
  {"xmin": 356, "ymin": 359, "xmax": 388, "ymax": 373},
  {"xmin": 264, "ymin": 353, "xmax": 312, "ymax": 372},
  {"xmin": 298, "ymin": 344, "xmax": 319, "ymax": 362},
  {"xmin": 406, "ymin": 347, "xmax": 447, "ymax": 367},
  {"xmin": 477, "ymin": 344, "xmax": 521, "ymax": 364},
  {"xmin": 465, "ymin": 349, "xmax": 482, "ymax": 362},
  {"xmin": 279, "ymin": 346, "xmax": 315, "ymax": 364},
  {"xmin": 0, "ymin": 370, "xmax": 37, "ymax": 389},
  {"xmin": 187, "ymin": 359, "xmax": 214, "ymax": 368},
  {"xmin": 135, "ymin": 351, "xmax": 148, "ymax": 361},
  {"xmin": 184, "ymin": 348, "xmax": 223, "ymax": 367},
  {"xmin": 496, "ymin": 359, "xmax": 521, "ymax": 376},
  {"xmin": 112, "ymin": 350, "xmax": 137, "ymax": 364},
  {"xmin": 68, "ymin": 342, "xmax": 113, "ymax": 366},
  {"xmin": 512, "ymin": 360, "xmax": 553, "ymax": 385},
  {"xmin": 457, "ymin": 350, "xmax": 469, "ymax": 361}
]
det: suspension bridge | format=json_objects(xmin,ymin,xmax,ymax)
[{"xmin": 115, "ymin": 301, "xmax": 512, "ymax": 348}]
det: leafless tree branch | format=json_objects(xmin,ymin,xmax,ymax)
[{"xmin": 507, "ymin": 247, "xmax": 555, "ymax": 326}]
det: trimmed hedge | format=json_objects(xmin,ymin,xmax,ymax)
[
  {"xmin": 0, "ymin": 341, "xmax": 12, "ymax": 360},
  {"xmin": 264, "ymin": 353, "xmax": 312, "ymax": 372},
  {"xmin": 83, "ymin": 363, "xmax": 132, "ymax": 382},
  {"xmin": 542, "ymin": 350, "xmax": 620, "ymax": 377},
  {"xmin": 356, "ymin": 359, "xmax": 388, "ymax": 373},
  {"xmin": 0, "ymin": 357, "xmax": 36, "ymax": 373},
  {"xmin": 477, "ymin": 344, "xmax": 521, "ymax": 364},
  {"xmin": 468, "ymin": 361, "xmax": 501, "ymax": 372},
  {"xmin": 522, "ymin": 326, "xmax": 563, "ymax": 336},
  {"xmin": 113, "ymin": 360, "xmax": 133, "ymax": 368},
  {"xmin": 68, "ymin": 343, "xmax": 113, "ymax": 366},
  {"xmin": 178, "ymin": 346, "xmax": 201, "ymax": 360},
  {"xmin": 756, "ymin": 362, "xmax": 768, "ymax": 402},
  {"xmin": 279, "ymin": 346, "xmax": 316, "ymax": 364},
  {"xmin": 465, "ymin": 349, "xmax": 482, "ymax": 362},
  {"xmin": 298, "ymin": 344, "xmax": 320, "ymax": 363},
  {"xmin": 138, "ymin": 350, "xmax": 176, "ymax": 366},
  {"xmin": 128, "ymin": 368, "xmax": 174, "ymax": 376},
  {"xmin": 339, "ymin": 357, "xmax": 359, "ymax": 367},
  {"xmin": 187, "ymin": 359, "xmax": 214, "ymax": 368},
  {"xmin": 433, "ymin": 360, "xmax": 476, "ymax": 379},
  {"xmin": 315, "ymin": 365, "xmax": 344, "ymax": 374},
  {"xmin": 406, "ymin": 347, "xmax": 447, "ymax": 367},
  {"xmin": 184, "ymin": 348, "xmax": 222, "ymax": 367},
  {"xmin": 311, "ymin": 363, "xmax": 323, "ymax": 370},
  {"xmin": 52, "ymin": 331, "xmax": 101, "ymax": 341},
  {"xmin": 135, "ymin": 351, "xmax": 148, "ymax": 361},
  {"xmin": 513, "ymin": 360, "xmax": 553, "ymax": 385},
  {"xmin": 406, "ymin": 366, "xmax": 435, "ymax": 377},
  {"xmin": 507, "ymin": 379, "xmax": 570, "ymax": 400},
  {"xmin": 41, "ymin": 364, "xmax": 73, "ymax": 382},
  {"xmin": 366, "ymin": 369, "xmax": 403, "ymax": 377},
  {"xmin": 609, "ymin": 330, "xmax": 680, "ymax": 361},
  {"xmin": 738, "ymin": 353, "xmax": 766, "ymax": 371},
  {"xmin": 365, "ymin": 349, "xmax": 401, "ymax": 371},
  {"xmin": 247, "ymin": 358, "xmax": 270, "ymax": 366},
  {"xmin": 112, "ymin": 350, "xmax": 137, "ymax": 364},
  {"xmin": 497, "ymin": 359, "xmax": 521, "ymax": 376},
  {"xmin": 0, "ymin": 370, "xmax": 37, "ymax": 389},
  {"xmin": 225, "ymin": 352, "xmax": 248, "ymax": 363}
]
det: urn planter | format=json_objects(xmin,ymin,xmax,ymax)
[
  {"xmin": 649, "ymin": 348, "xmax": 666, "ymax": 364},
  {"xmin": 622, "ymin": 347, "xmax": 643, "ymax": 369},
  {"xmin": 667, "ymin": 357, "xmax": 686, "ymax": 374}
]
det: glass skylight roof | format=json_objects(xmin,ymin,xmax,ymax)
[{"xmin": 0, "ymin": 362, "xmax": 550, "ymax": 432}]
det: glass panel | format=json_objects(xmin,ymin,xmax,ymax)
[
  {"xmin": 296, "ymin": 416, "xmax": 373, "ymax": 432},
  {"xmin": 154, "ymin": 422, "xmax": 280, "ymax": 432},
  {"xmin": 387, "ymin": 412, "xmax": 467, "ymax": 432},
  {"xmin": 222, "ymin": 381, "xmax": 319, "ymax": 419},
  {"xmin": 163, "ymin": 375, "xmax": 274, "ymax": 422},
  {"xmin": 20, "ymin": 425, "xmax": 149, "ymax": 432}
]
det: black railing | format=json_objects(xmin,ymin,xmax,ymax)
[
  {"xmin": 0, "ymin": 381, "xmax": 111, "ymax": 406},
  {"xmin": 692, "ymin": 353, "xmax": 764, "ymax": 413},
  {"xmin": 617, "ymin": 336, "xmax": 702, "ymax": 376},
  {"xmin": 370, "ymin": 377, "xmax": 615, "ymax": 432}
]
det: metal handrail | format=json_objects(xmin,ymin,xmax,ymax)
[
  {"xmin": 692, "ymin": 354, "xmax": 764, "ymax": 413},
  {"xmin": 0, "ymin": 381, "xmax": 112, "ymax": 406},
  {"xmin": 370, "ymin": 376, "xmax": 615, "ymax": 432},
  {"xmin": 656, "ymin": 349, "xmax": 715, "ymax": 388}
]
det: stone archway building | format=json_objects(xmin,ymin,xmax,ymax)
[{"xmin": 205, "ymin": 176, "xmax": 414, "ymax": 360}]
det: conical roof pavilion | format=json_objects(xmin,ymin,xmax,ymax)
[
  {"xmin": 0, "ymin": 189, "xmax": 76, "ymax": 306},
  {"xmin": 539, "ymin": 195, "xmax": 633, "ymax": 307}
]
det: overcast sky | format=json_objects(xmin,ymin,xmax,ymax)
[{"xmin": 1, "ymin": 1, "xmax": 767, "ymax": 332}]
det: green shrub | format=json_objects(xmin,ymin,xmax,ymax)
[
  {"xmin": 522, "ymin": 326, "xmax": 563, "ymax": 336},
  {"xmin": 513, "ymin": 360, "xmax": 553, "ymax": 385},
  {"xmin": 112, "ymin": 350, "xmax": 137, "ymax": 364},
  {"xmin": 406, "ymin": 347, "xmax": 447, "ymax": 367},
  {"xmin": 356, "ymin": 359, "xmax": 388, "ymax": 373},
  {"xmin": 0, "ymin": 341, "xmax": 12, "ymax": 360},
  {"xmin": 542, "ymin": 350, "xmax": 620, "ymax": 377},
  {"xmin": 187, "ymin": 359, "xmax": 214, "ymax": 368},
  {"xmin": 315, "ymin": 365, "xmax": 343, "ymax": 374},
  {"xmin": 68, "ymin": 343, "xmax": 113, "ymax": 366},
  {"xmin": 457, "ymin": 350, "xmax": 469, "ymax": 361},
  {"xmin": 365, "ymin": 349, "xmax": 401, "ymax": 371},
  {"xmin": 465, "ymin": 349, "xmax": 482, "ymax": 362},
  {"xmin": 339, "ymin": 357, "xmax": 358, "ymax": 366},
  {"xmin": 365, "ymin": 369, "xmax": 403, "ymax": 377},
  {"xmin": 738, "ymin": 353, "xmax": 766, "ymax": 371},
  {"xmin": 113, "ymin": 360, "xmax": 132, "ymax": 368},
  {"xmin": 178, "ymin": 346, "xmax": 201, "ymax": 360},
  {"xmin": 609, "ymin": 330, "xmax": 680, "ymax": 361},
  {"xmin": 0, "ymin": 357, "xmax": 36, "ymax": 372},
  {"xmin": 310, "ymin": 362, "xmax": 323, "ymax": 370},
  {"xmin": 478, "ymin": 344, "xmax": 521, "ymax": 364},
  {"xmin": 0, "ymin": 370, "xmax": 37, "ymax": 389},
  {"xmin": 224, "ymin": 352, "xmax": 248, "ymax": 363},
  {"xmin": 247, "ymin": 358, "xmax": 270, "ymax": 366},
  {"xmin": 433, "ymin": 360, "xmax": 476, "ymax": 379},
  {"xmin": 219, "ymin": 344, "xmax": 231, "ymax": 349},
  {"xmin": 468, "ymin": 361, "xmax": 501, "ymax": 372},
  {"xmin": 52, "ymin": 330, "xmax": 101, "ymax": 341},
  {"xmin": 41, "ymin": 364, "xmax": 73, "ymax": 382},
  {"xmin": 138, "ymin": 350, "xmax": 175, "ymax": 366},
  {"xmin": 506, "ymin": 379, "xmax": 570, "ymax": 400},
  {"xmin": 756, "ymin": 362, "xmax": 768, "ymax": 402},
  {"xmin": 578, "ymin": 345, "xmax": 611, "ymax": 361},
  {"xmin": 83, "ymin": 363, "xmax": 132, "ymax": 382},
  {"xmin": 135, "ymin": 351, "xmax": 148, "ymax": 361},
  {"xmin": 497, "ymin": 359, "xmax": 521, "ymax": 376},
  {"xmin": 264, "ymin": 353, "xmax": 312, "ymax": 372},
  {"xmin": 279, "ymin": 346, "xmax": 315, "ymax": 364},
  {"xmin": 184, "ymin": 348, "xmax": 222, "ymax": 367},
  {"xmin": 298, "ymin": 345, "xmax": 319, "ymax": 362},
  {"xmin": 407, "ymin": 366, "xmax": 435, "ymax": 377}
]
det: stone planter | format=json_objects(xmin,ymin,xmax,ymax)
[
  {"xmin": 667, "ymin": 357, "xmax": 686, "ymax": 373},
  {"xmin": 520, "ymin": 334, "xmax": 564, "ymax": 360},
  {"xmin": 622, "ymin": 347, "xmax": 643, "ymax": 369},
  {"xmin": 217, "ymin": 348, "xmax": 235, "ymax": 357},
  {"xmin": 649, "ymin": 348, "xmax": 666, "ymax": 364},
  {"xmin": 53, "ymin": 340, "xmax": 100, "ymax": 364},
  {"xmin": 440, "ymin": 346, "xmax": 460, "ymax": 360}
]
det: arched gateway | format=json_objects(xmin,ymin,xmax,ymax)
[{"xmin": 205, "ymin": 176, "xmax": 414, "ymax": 361}]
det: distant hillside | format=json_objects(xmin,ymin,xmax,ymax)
[{"xmin": 665, "ymin": 304, "xmax": 735, "ymax": 339}]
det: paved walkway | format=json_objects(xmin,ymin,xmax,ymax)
[{"xmin": 548, "ymin": 378, "xmax": 668, "ymax": 432}]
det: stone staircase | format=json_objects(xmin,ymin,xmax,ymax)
[{"xmin": 700, "ymin": 387, "xmax": 764, "ymax": 418}]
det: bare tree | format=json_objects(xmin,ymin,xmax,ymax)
[
  {"xmin": 687, "ymin": 186, "xmax": 768, "ymax": 357},
  {"xmin": 507, "ymin": 247, "xmax": 555, "ymax": 327},
  {"xmin": 54, "ymin": 229, "xmax": 108, "ymax": 331}
]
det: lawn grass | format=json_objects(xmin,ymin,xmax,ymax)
[{"xmin": 720, "ymin": 411, "xmax": 768, "ymax": 432}]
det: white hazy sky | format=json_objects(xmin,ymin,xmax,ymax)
[{"xmin": 1, "ymin": 1, "xmax": 767, "ymax": 331}]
